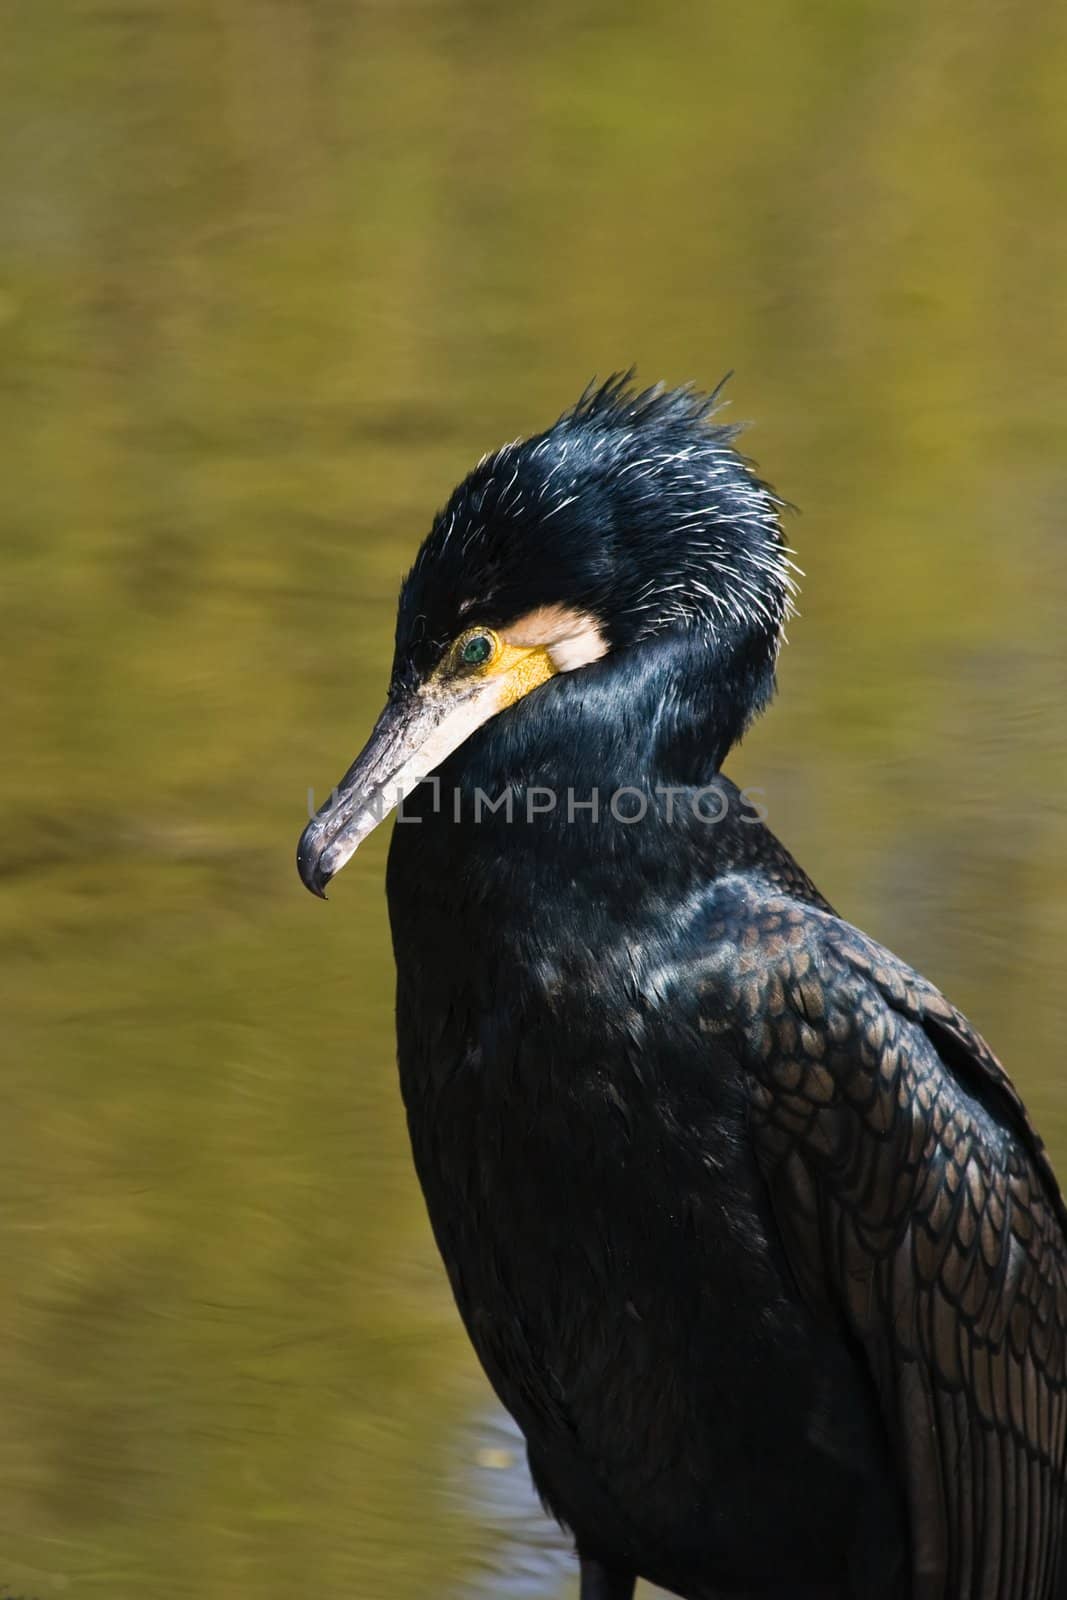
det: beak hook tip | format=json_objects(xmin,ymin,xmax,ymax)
[{"xmin": 296, "ymin": 832, "xmax": 332, "ymax": 900}]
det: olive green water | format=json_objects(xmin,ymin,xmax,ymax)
[{"xmin": 2, "ymin": 3, "xmax": 1067, "ymax": 1596}]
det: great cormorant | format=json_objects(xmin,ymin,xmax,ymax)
[{"xmin": 297, "ymin": 378, "xmax": 1067, "ymax": 1599}]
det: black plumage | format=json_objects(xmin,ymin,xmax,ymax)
[{"xmin": 297, "ymin": 378, "xmax": 1067, "ymax": 1599}]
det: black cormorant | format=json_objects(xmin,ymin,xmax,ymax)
[{"xmin": 297, "ymin": 378, "xmax": 1067, "ymax": 1600}]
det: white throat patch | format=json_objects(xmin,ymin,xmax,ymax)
[{"xmin": 502, "ymin": 605, "xmax": 608, "ymax": 674}]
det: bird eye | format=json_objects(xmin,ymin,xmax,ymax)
[{"xmin": 460, "ymin": 631, "xmax": 496, "ymax": 667}]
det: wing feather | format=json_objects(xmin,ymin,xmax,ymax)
[{"xmin": 711, "ymin": 889, "xmax": 1067, "ymax": 1598}]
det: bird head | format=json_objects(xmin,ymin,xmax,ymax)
[{"xmin": 297, "ymin": 376, "xmax": 797, "ymax": 897}]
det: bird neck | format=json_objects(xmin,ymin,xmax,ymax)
[
  {"xmin": 386, "ymin": 637, "xmax": 784, "ymax": 1001},
  {"xmin": 388, "ymin": 633, "xmax": 777, "ymax": 899},
  {"xmin": 462, "ymin": 630, "xmax": 774, "ymax": 799}
]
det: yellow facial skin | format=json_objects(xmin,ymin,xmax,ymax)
[{"xmin": 434, "ymin": 627, "xmax": 559, "ymax": 710}]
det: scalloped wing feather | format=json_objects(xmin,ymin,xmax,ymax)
[{"xmin": 701, "ymin": 888, "xmax": 1067, "ymax": 1600}]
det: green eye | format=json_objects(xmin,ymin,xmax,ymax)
[{"xmin": 461, "ymin": 632, "xmax": 494, "ymax": 666}]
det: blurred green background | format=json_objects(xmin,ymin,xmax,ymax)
[{"xmin": 2, "ymin": 1, "xmax": 1066, "ymax": 1596}]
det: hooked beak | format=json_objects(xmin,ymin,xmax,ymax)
[{"xmin": 296, "ymin": 680, "xmax": 507, "ymax": 898}]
